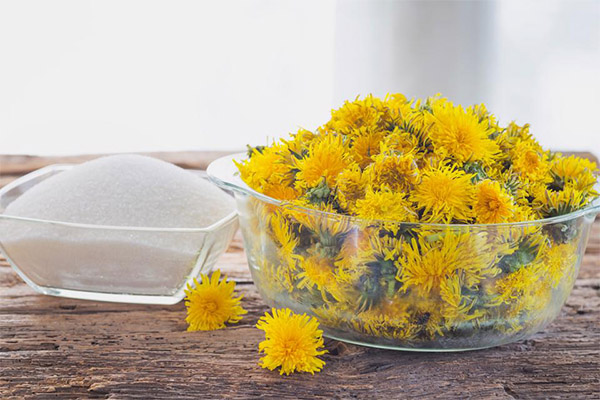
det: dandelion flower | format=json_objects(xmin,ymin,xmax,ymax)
[
  {"xmin": 354, "ymin": 188, "xmax": 416, "ymax": 222},
  {"xmin": 365, "ymin": 151, "xmax": 419, "ymax": 192},
  {"xmin": 351, "ymin": 129, "xmax": 384, "ymax": 167},
  {"xmin": 397, "ymin": 235, "xmax": 465, "ymax": 296},
  {"xmin": 489, "ymin": 264, "xmax": 542, "ymax": 308},
  {"xmin": 326, "ymin": 96, "xmax": 384, "ymax": 134},
  {"xmin": 384, "ymin": 93, "xmax": 411, "ymax": 121},
  {"xmin": 397, "ymin": 233, "xmax": 496, "ymax": 296},
  {"xmin": 543, "ymin": 242, "xmax": 577, "ymax": 288},
  {"xmin": 439, "ymin": 275, "xmax": 483, "ymax": 329},
  {"xmin": 236, "ymin": 144, "xmax": 291, "ymax": 190},
  {"xmin": 335, "ymin": 164, "xmax": 367, "ymax": 212},
  {"xmin": 511, "ymin": 140, "xmax": 551, "ymax": 183},
  {"xmin": 473, "ymin": 180, "xmax": 516, "ymax": 223},
  {"xmin": 467, "ymin": 103, "xmax": 497, "ymax": 128},
  {"xmin": 428, "ymin": 102, "xmax": 499, "ymax": 164},
  {"xmin": 297, "ymin": 255, "xmax": 342, "ymax": 301},
  {"xmin": 184, "ymin": 270, "xmax": 247, "ymax": 331},
  {"xmin": 532, "ymin": 183, "xmax": 587, "ymax": 218},
  {"xmin": 256, "ymin": 308, "xmax": 327, "ymax": 375},
  {"xmin": 295, "ymin": 135, "xmax": 350, "ymax": 190},
  {"xmin": 381, "ymin": 127, "xmax": 419, "ymax": 155},
  {"xmin": 551, "ymin": 154, "xmax": 598, "ymax": 192},
  {"xmin": 404, "ymin": 94, "xmax": 447, "ymax": 138},
  {"xmin": 411, "ymin": 165, "xmax": 475, "ymax": 223},
  {"xmin": 262, "ymin": 183, "xmax": 300, "ymax": 201},
  {"xmin": 270, "ymin": 213, "xmax": 301, "ymax": 269}
]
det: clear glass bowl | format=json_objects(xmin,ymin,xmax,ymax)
[
  {"xmin": 208, "ymin": 153, "xmax": 600, "ymax": 351},
  {"xmin": 0, "ymin": 164, "xmax": 238, "ymax": 305}
]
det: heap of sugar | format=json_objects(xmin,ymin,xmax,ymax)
[
  {"xmin": 0, "ymin": 155, "xmax": 237, "ymax": 297},
  {"xmin": 4, "ymin": 154, "xmax": 235, "ymax": 228}
]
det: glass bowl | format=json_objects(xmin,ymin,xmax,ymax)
[
  {"xmin": 0, "ymin": 164, "xmax": 238, "ymax": 305},
  {"xmin": 208, "ymin": 153, "xmax": 600, "ymax": 351}
]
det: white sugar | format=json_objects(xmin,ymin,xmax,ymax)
[
  {"xmin": 0, "ymin": 155, "xmax": 237, "ymax": 298},
  {"xmin": 4, "ymin": 154, "xmax": 235, "ymax": 228}
]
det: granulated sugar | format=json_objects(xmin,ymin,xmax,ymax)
[
  {"xmin": 4, "ymin": 154, "xmax": 235, "ymax": 228},
  {"xmin": 0, "ymin": 155, "xmax": 237, "ymax": 298}
]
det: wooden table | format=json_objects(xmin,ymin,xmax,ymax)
[{"xmin": 1, "ymin": 152, "xmax": 599, "ymax": 399}]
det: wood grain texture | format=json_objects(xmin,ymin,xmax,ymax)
[{"xmin": 0, "ymin": 153, "xmax": 599, "ymax": 399}]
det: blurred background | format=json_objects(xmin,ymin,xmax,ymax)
[{"xmin": 0, "ymin": 0, "xmax": 598, "ymax": 156}]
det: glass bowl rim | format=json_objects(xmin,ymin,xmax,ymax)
[
  {"xmin": 0, "ymin": 163, "xmax": 238, "ymax": 233},
  {"xmin": 207, "ymin": 152, "xmax": 600, "ymax": 229}
]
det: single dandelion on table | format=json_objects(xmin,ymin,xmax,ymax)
[
  {"xmin": 256, "ymin": 308, "xmax": 327, "ymax": 375},
  {"xmin": 184, "ymin": 270, "xmax": 247, "ymax": 331}
]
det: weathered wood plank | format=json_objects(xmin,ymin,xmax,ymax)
[{"xmin": 0, "ymin": 152, "xmax": 599, "ymax": 399}]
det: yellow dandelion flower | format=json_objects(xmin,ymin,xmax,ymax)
[
  {"xmin": 184, "ymin": 270, "xmax": 247, "ymax": 331},
  {"xmin": 405, "ymin": 293, "xmax": 445, "ymax": 338},
  {"xmin": 398, "ymin": 235, "xmax": 463, "ymax": 296},
  {"xmin": 256, "ymin": 308, "xmax": 327, "ymax": 375},
  {"xmin": 542, "ymin": 242, "xmax": 577, "ymax": 288},
  {"xmin": 532, "ymin": 183, "xmax": 587, "ymax": 218},
  {"xmin": 404, "ymin": 94, "xmax": 447, "ymax": 137},
  {"xmin": 473, "ymin": 180, "xmax": 516, "ymax": 223},
  {"xmin": 495, "ymin": 121, "xmax": 535, "ymax": 155},
  {"xmin": 384, "ymin": 92, "xmax": 411, "ymax": 122},
  {"xmin": 551, "ymin": 154, "xmax": 598, "ymax": 193},
  {"xmin": 381, "ymin": 126, "xmax": 419, "ymax": 155},
  {"xmin": 312, "ymin": 303, "xmax": 351, "ymax": 329},
  {"xmin": 236, "ymin": 144, "xmax": 291, "ymax": 192},
  {"xmin": 255, "ymin": 256, "xmax": 296, "ymax": 294},
  {"xmin": 365, "ymin": 151, "xmax": 419, "ymax": 192},
  {"xmin": 281, "ymin": 198, "xmax": 345, "ymax": 236},
  {"xmin": 353, "ymin": 296, "xmax": 418, "ymax": 340},
  {"xmin": 262, "ymin": 183, "xmax": 300, "ymax": 201},
  {"xmin": 295, "ymin": 135, "xmax": 350, "ymax": 190},
  {"xmin": 397, "ymin": 233, "xmax": 497, "ymax": 296},
  {"xmin": 489, "ymin": 262, "xmax": 552, "ymax": 324},
  {"xmin": 297, "ymin": 255, "xmax": 343, "ymax": 301},
  {"xmin": 270, "ymin": 213, "xmax": 301, "ymax": 270},
  {"xmin": 350, "ymin": 129, "xmax": 385, "ymax": 167},
  {"xmin": 354, "ymin": 188, "xmax": 416, "ymax": 222},
  {"xmin": 335, "ymin": 232, "xmax": 404, "ymax": 307},
  {"xmin": 439, "ymin": 275, "xmax": 483, "ymax": 329},
  {"xmin": 285, "ymin": 128, "xmax": 316, "ymax": 156},
  {"xmin": 509, "ymin": 204, "xmax": 537, "ymax": 223},
  {"xmin": 333, "ymin": 229, "xmax": 373, "ymax": 282},
  {"xmin": 456, "ymin": 232, "xmax": 501, "ymax": 287},
  {"xmin": 510, "ymin": 140, "xmax": 551, "ymax": 183},
  {"xmin": 286, "ymin": 199, "xmax": 352, "ymax": 240},
  {"xmin": 467, "ymin": 103, "xmax": 498, "ymax": 128},
  {"xmin": 428, "ymin": 102, "xmax": 499, "ymax": 164},
  {"xmin": 326, "ymin": 96, "xmax": 384, "ymax": 134},
  {"xmin": 411, "ymin": 165, "xmax": 475, "ymax": 223},
  {"xmin": 335, "ymin": 164, "xmax": 368, "ymax": 212},
  {"xmin": 488, "ymin": 264, "xmax": 542, "ymax": 307}
]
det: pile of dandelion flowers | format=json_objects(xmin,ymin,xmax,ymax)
[
  {"xmin": 184, "ymin": 270, "xmax": 247, "ymax": 331},
  {"xmin": 257, "ymin": 308, "xmax": 327, "ymax": 375}
]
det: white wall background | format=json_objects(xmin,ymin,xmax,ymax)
[{"xmin": 0, "ymin": 0, "xmax": 598, "ymax": 156}]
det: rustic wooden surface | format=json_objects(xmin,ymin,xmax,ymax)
[{"xmin": 0, "ymin": 152, "xmax": 599, "ymax": 399}]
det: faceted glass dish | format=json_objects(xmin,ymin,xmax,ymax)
[
  {"xmin": 208, "ymin": 153, "xmax": 600, "ymax": 351},
  {"xmin": 0, "ymin": 164, "xmax": 238, "ymax": 305}
]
